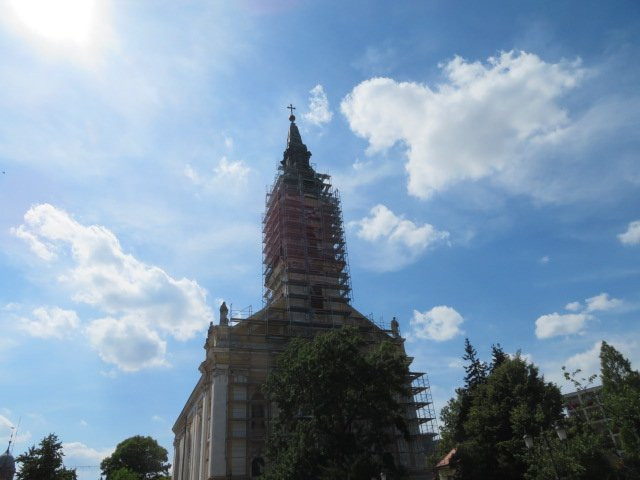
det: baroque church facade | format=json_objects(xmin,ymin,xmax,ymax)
[{"xmin": 172, "ymin": 112, "xmax": 437, "ymax": 480}]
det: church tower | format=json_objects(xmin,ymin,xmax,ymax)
[
  {"xmin": 263, "ymin": 110, "xmax": 351, "ymax": 324},
  {"xmin": 172, "ymin": 111, "xmax": 437, "ymax": 480}
]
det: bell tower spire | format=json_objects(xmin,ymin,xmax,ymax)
[
  {"xmin": 282, "ymin": 104, "xmax": 312, "ymax": 170},
  {"xmin": 263, "ymin": 112, "xmax": 352, "ymax": 320}
]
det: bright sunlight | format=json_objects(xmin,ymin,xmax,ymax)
[{"xmin": 9, "ymin": 0, "xmax": 98, "ymax": 46}]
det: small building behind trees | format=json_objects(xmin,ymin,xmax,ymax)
[
  {"xmin": 564, "ymin": 385, "xmax": 621, "ymax": 452},
  {"xmin": 434, "ymin": 448, "xmax": 456, "ymax": 480}
]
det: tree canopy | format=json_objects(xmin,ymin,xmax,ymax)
[
  {"xmin": 438, "ymin": 340, "xmax": 564, "ymax": 480},
  {"xmin": 100, "ymin": 436, "xmax": 170, "ymax": 480},
  {"xmin": 16, "ymin": 433, "xmax": 77, "ymax": 480},
  {"xmin": 262, "ymin": 326, "xmax": 411, "ymax": 480},
  {"xmin": 462, "ymin": 338, "xmax": 487, "ymax": 389},
  {"xmin": 460, "ymin": 354, "xmax": 563, "ymax": 479},
  {"xmin": 436, "ymin": 339, "xmax": 640, "ymax": 479},
  {"xmin": 600, "ymin": 341, "xmax": 640, "ymax": 476}
]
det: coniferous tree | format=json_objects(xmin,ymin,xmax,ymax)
[
  {"xmin": 462, "ymin": 338, "xmax": 487, "ymax": 389},
  {"xmin": 489, "ymin": 343, "xmax": 507, "ymax": 373},
  {"xmin": 455, "ymin": 354, "xmax": 563, "ymax": 480},
  {"xmin": 436, "ymin": 342, "xmax": 566, "ymax": 480},
  {"xmin": 435, "ymin": 339, "xmax": 487, "ymax": 462},
  {"xmin": 436, "ymin": 341, "xmax": 626, "ymax": 479},
  {"xmin": 16, "ymin": 434, "xmax": 77, "ymax": 480}
]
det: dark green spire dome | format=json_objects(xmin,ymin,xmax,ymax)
[
  {"xmin": 0, "ymin": 447, "xmax": 15, "ymax": 480},
  {"xmin": 281, "ymin": 114, "xmax": 312, "ymax": 170}
]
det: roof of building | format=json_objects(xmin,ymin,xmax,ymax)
[{"xmin": 436, "ymin": 447, "xmax": 457, "ymax": 468}]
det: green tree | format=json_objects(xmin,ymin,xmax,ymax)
[
  {"xmin": 262, "ymin": 327, "xmax": 411, "ymax": 480},
  {"xmin": 437, "ymin": 340, "xmax": 620, "ymax": 479},
  {"xmin": 462, "ymin": 338, "xmax": 487, "ymax": 389},
  {"xmin": 100, "ymin": 436, "xmax": 170, "ymax": 480},
  {"xmin": 455, "ymin": 355, "xmax": 563, "ymax": 480},
  {"xmin": 16, "ymin": 433, "xmax": 77, "ymax": 480},
  {"xmin": 523, "ymin": 419, "xmax": 615, "ymax": 480},
  {"xmin": 490, "ymin": 343, "xmax": 507, "ymax": 373},
  {"xmin": 435, "ymin": 340, "xmax": 564, "ymax": 479},
  {"xmin": 434, "ymin": 339, "xmax": 487, "ymax": 461},
  {"xmin": 110, "ymin": 468, "xmax": 139, "ymax": 480},
  {"xmin": 600, "ymin": 341, "xmax": 640, "ymax": 476}
]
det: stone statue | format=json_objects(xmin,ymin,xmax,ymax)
[
  {"xmin": 391, "ymin": 317, "xmax": 399, "ymax": 338},
  {"xmin": 220, "ymin": 301, "xmax": 229, "ymax": 326}
]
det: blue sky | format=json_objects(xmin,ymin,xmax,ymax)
[{"xmin": 1, "ymin": 0, "xmax": 639, "ymax": 477}]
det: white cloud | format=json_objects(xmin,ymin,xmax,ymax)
[
  {"xmin": 538, "ymin": 292, "xmax": 625, "ymax": 339},
  {"xmin": 538, "ymin": 255, "xmax": 550, "ymax": 264},
  {"xmin": 565, "ymin": 301, "xmax": 582, "ymax": 312},
  {"xmin": 515, "ymin": 352, "xmax": 534, "ymax": 365},
  {"xmin": 351, "ymin": 204, "xmax": 449, "ymax": 270},
  {"xmin": 563, "ymin": 341, "xmax": 603, "ymax": 383},
  {"xmin": 185, "ymin": 156, "xmax": 251, "ymax": 191},
  {"xmin": 0, "ymin": 415, "xmax": 15, "ymax": 438},
  {"xmin": 13, "ymin": 203, "xmax": 213, "ymax": 371},
  {"xmin": 563, "ymin": 293, "xmax": 623, "ymax": 314},
  {"xmin": 585, "ymin": 292, "xmax": 623, "ymax": 312},
  {"xmin": 341, "ymin": 50, "xmax": 583, "ymax": 199},
  {"xmin": 2, "ymin": 303, "xmax": 21, "ymax": 311},
  {"xmin": 86, "ymin": 316, "xmax": 168, "ymax": 372},
  {"xmin": 618, "ymin": 220, "xmax": 640, "ymax": 245},
  {"xmin": 563, "ymin": 339, "xmax": 640, "ymax": 385},
  {"xmin": 535, "ymin": 312, "xmax": 593, "ymax": 339},
  {"xmin": 410, "ymin": 305, "xmax": 464, "ymax": 341},
  {"xmin": 63, "ymin": 442, "xmax": 113, "ymax": 464},
  {"xmin": 303, "ymin": 84, "xmax": 333, "ymax": 126},
  {"xmin": 19, "ymin": 306, "xmax": 80, "ymax": 338},
  {"xmin": 11, "ymin": 224, "xmax": 57, "ymax": 260}
]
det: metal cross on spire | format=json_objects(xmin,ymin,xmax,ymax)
[{"xmin": 287, "ymin": 103, "xmax": 296, "ymax": 121}]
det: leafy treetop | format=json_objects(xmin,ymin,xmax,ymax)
[
  {"xmin": 262, "ymin": 326, "xmax": 412, "ymax": 480},
  {"xmin": 16, "ymin": 433, "xmax": 77, "ymax": 480},
  {"xmin": 599, "ymin": 341, "xmax": 640, "ymax": 476},
  {"xmin": 100, "ymin": 436, "xmax": 170, "ymax": 480}
]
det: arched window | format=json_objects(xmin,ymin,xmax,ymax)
[{"xmin": 251, "ymin": 457, "xmax": 265, "ymax": 477}]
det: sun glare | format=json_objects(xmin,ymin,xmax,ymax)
[{"xmin": 9, "ymin": 0, "xmax": 97, "ymax": 46}]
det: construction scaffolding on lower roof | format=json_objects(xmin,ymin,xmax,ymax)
[{"xmin": 222, "ymin": 304, "xmax": 440, "ymax": 445}]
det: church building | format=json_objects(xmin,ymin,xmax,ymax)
[{"xmin": 172, "ymin": 111, "xmax": 437, "ymax": 479}]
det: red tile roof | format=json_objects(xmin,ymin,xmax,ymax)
[{"xmin": 436, "ymin": 448, "xmax": 457, "ymax": 468}]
